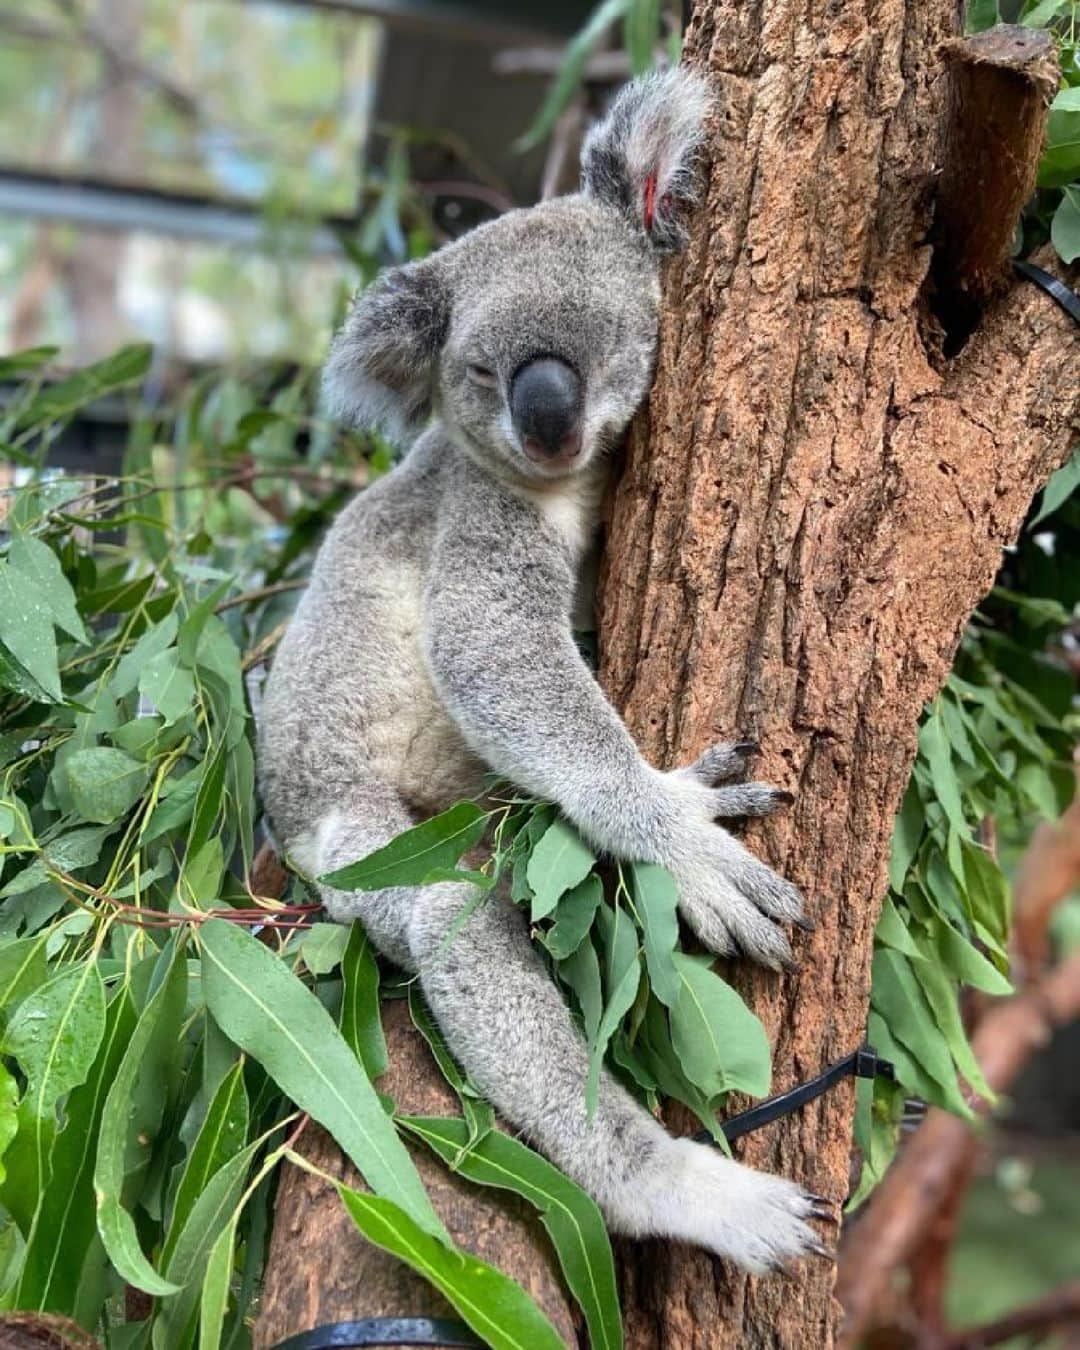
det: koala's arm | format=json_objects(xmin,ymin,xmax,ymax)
[
  {"xmin": 425, "ymin": 501, "xmax": 688, "ymax": 861},
  {"xmin": 424, "ymin": 489, "xmax": 807, "ymax": 967}
]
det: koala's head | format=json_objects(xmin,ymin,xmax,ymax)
[{"xmin": 324, "ymin": 70, "xmax": 710, "ymax": 483}]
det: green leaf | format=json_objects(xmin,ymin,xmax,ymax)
[
  {"xmin": 965, "ymin": 0, "xmax": 999, "ymax": 30},
  {"xmin": 527, "ymin": 820, "xmax": 596, "ymax": 921},
  {"xmin": 199, "ymin": 1213, "xmax": 238, "ymax": 1350},
  {"xmin": 918, "ymin": 708, "xmax": 968, "ymax": 839},
  {"xmin": 300, "ymin": 923, "xmax": 350, "ymax": 976},
  {"xmin": 0, "ymin": 934, "xmax": 50, "ymax": 1023},
  {"xmin": 870, "ymin": 948, "xmax": 972, "ymax": 1117},
  {"xmin": 629, "ymin": 862, "xmax": 680, "ymax": 1007},
  {"xmin": 64, "ymin": 747, "xmax": 148, "ymax": 824},
  {"xmin": 1029, "ymin": 448, "xmax": 1080, "ymax": 529},
  {"xmin": 320, "ymin": 802, "xmax": 488, "ymax": 892},
  {"xmin": 670, "ymin": 952, "xmax": 772, "ymax": 1099},
  {"xmin": 112, "ymin": 614, "xmax": 179, "ymax": 697},
  {"xmin": 339, "ymin": 923, "xmax": 388, "ymax": 1079},
  {"xmin": 163, "ymin": 1059, "xmax": 248, "ymax": 1268},
  {"xmin": 15, "ymin": 982, "xmax": 136, "ymax": 1314},
  {"xmin": 7, "ymin": 536, "xmax": 88, "ymax": 644},
  {"xmin": 908, "ymin": 952, "xmax": 994, "ymax": 1101},
  {"xmin": 199, "ymin": 919, "xmax": 445, "ymax": 1239},
  {"xmin": 1051, "ymin": 186, "xmax": 1080, "ymax": 265},
  {"xmin": 557, "ymin": 938, "xmax": 603, "ymax": 1043},
  {"xmin": 0, "ymin": 558, "xmax": 61, "ymax": 700},
  {"xmin": 586, "ymin": 952, "xmax": 640, "ymax": 1115},
  {"xmin": 403, "ymin": 1116, "xmax": 622, "ymax": 1350},
  {"xmin": 157, "ymin": 1138, "xmax": 261, "ymax": 1348},
  {"xmin": 542, "ymin": 874, "xmax": 602, "ymax": 960},
  {"xmin": 323, "ymin": 1168, "xmax": 566, "ymax": 1350},
  {"xmin": 0, "ymin": 1063, "xmax": 17, "ymax": 1186},
  {"xmin": 933, "ymin": 918, "xmax": 1013, "ymax": 995},
  {"xmin": 1021, "ymin": 0, "xmax": 1068, "ymax": 25},
  {"xmin": 624, "ymin": 0, "xmax": 661, "ymax": 74},
  {"xmin": 1, "ymin": 961, "xmax": 105, "ymax": 1229},
  {"xmin": 138, "ymin": 648, "xmax": 197, "ymax": 725},
  {"xmin": 875, "ymin": 895, "xmax": 925, "ymax": 960},
  {"xmin": 94, "ymin": 944, "xmax": 187, "ymax": 1296},
  {"xmin": 16, "ymin": 344, "xmax": 152, "ymax": 430}
]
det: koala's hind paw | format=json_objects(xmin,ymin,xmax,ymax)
[{"xmin": 647, "ymin": 1140, "xmax": 835, "ymax": 1275}]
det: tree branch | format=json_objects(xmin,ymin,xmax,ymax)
[{"xmin": 933, "ymin": 26, "xmax": 1057, "ymax": 318}]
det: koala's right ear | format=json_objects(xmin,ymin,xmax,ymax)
[
  {"xmin": 581, "ymin": 68, "xmax": 711, "ymax": 252},
  {"xmin": 322, "ymin": 257, "xmax": 449, "ymax": 442}
]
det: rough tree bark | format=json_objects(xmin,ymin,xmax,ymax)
[
  {"xmin": 596, "ymin": 2, "xmax": 1078, "ymax": 1346},
  {"xmin": 257, "ymin": 1, "xmax": 1079, "ymax": 1347}
]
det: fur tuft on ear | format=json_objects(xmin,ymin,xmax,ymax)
[
  {"xmin": 581, "ymin": 68, "xmax": 711, "ymax": 252},
  {"xmin": 322, "ymin": 257, "xmax": 449, "ymax": 443}
]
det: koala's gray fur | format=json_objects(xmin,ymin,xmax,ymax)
[{"xmin": 259, "ymin": 70, "xmax": 832, "ymax": 1272}]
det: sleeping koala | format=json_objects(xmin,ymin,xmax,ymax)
[{"xmin": 259, "ymin": 69, "xmax": 833, "ymax": 1272}]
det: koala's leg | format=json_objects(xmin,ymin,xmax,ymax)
[
  {"xmin": 409, "ymin": 878, "xmax": 829, "ymax": 1273},
  {"xmin": 308, "ymin": 786, "xmax": 829, "ymax": 1271}
]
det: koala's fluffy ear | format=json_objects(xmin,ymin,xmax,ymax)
[
  {"xmin": 581, "ymin": 68, "xmax": 711, "ymax": 252},
  {"xmin": 322, "ymin": 257, "xmax": 449, "ymax": 442}
]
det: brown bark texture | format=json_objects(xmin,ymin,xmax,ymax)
[
  {"xmin": 934, "ymin": 26, "xmax": 1058, "ymax": 308},
  {"xmin": 594, "ymin": 2, "xmax": 1079, "ymax": 1346}
]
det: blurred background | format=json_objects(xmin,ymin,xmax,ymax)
[
  {"xmin": 0, "ymin": 2, "xmax": 1078, "ymax": 1346},
  {"xmin": 0, "ymin": 0, "xmax": 669, "ymax": 369}
]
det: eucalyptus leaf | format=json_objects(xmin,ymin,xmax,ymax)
[
  {"xmin": 403, "ymin": 1116, "xmax": 623, "ymax": 1350},
  {"xmin": 200, "ymin": 919, "xmax": 445, "ymax": 1239},
  {"xmin": 321, "ymin": 801, "xmax": 488, "ymax": 892}
]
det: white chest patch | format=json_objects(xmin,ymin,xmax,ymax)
[{"xmin": 523, "ymin": 471, "xmax": 605, "ymax": 557}]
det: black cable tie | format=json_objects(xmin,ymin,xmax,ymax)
[
  {"xmin": 694, "ymin": 1042, "xmax": 895, "ymax": 1146},
  {"xmin": 1012, "ymin": 260, "xmax": 1080, "ymax": 327},
  {"xmin": 270, "ymin": 1319, "xmax": 483, "ymax": 1350}
]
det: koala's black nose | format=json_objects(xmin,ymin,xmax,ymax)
[{"xmin": 510, "ymin": 357, "xmax": 583, "ymax": 463}]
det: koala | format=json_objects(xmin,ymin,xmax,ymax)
[{"xmin": 259, "ymin": 69, "xmax": 833, "ymax": 1274}]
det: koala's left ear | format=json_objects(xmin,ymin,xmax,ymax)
[
  {"xmin": 322, "ymin": 256, "xmax": 449, "ymax": 443},
  {"xmin": 581, "ymin": 68, "xmax": 711, "ymax": 252}
]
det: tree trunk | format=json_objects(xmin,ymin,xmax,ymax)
[
  {"xmin": 596, "ymin": 2, "xmax": 1078, "ymax": 1346},
  {"xmin": 257, "ymin": 1, "xmax": 1079, "ymax": 1345}
]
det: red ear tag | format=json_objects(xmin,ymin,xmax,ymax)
[{"xmin": 643, "ymin": 172, "xmax": 658, "ymax": 232}]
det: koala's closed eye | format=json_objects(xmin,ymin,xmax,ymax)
[{"xmin": 466, "ymin": 363, "xmax": 498, "ymax": 389}]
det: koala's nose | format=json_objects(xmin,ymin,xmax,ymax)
[{"xmin": 510, "ymin": 357, "xmax": 583, "ymax": 463}]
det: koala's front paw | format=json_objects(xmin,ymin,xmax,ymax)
[
  {"xmin": 673, "ymin": 739, "xmax": 793, "ymax": 820},
  {"xmin": 667, "ymin": 823, "xmax": 809, "ymax": 969},
  {"xmin": 647, "ymin": 1139, "xmax": 834, "ymax": 1274}
]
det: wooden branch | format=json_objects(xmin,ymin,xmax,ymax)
[
  {"xmin": 835, "ymin": 948, "xmax": 1080, "ymax": 1348},
  {"xmin": 942, "ymin": 1282, "xmax": 1080, "ymax": 1349},
  {"xmin": 934, "ymin": 26, "xmax": 1057, "ymax": 312}
]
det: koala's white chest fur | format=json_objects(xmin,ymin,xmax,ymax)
[{"xmin": 520, "ymin": 465, "xmax": 607, "ymax": 557}]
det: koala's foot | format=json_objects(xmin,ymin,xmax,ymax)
[{"xmin": 640, "ymin": 1139, "xmax": 834, "ymax": 1274}]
